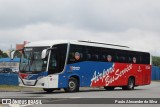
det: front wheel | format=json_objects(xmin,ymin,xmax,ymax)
[
  {"xmin": 43, "ymin": 88, "xmax": 54, "ymax": 93},
  {"xmin": 64, "ymin": 77, "xmax": 79, "ymax": 92}
]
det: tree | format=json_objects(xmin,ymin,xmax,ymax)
[
  {"xmin": 0, "ymin": 49, "xmax": 9, "ymax": 58},
  {"xmin": 0, "ymin": 50, "xmax": 3, "ymax": 55},
  {"xmin": 2, "ymin": 53, "xmax": 8, "ymax": 58},
  {"xmin": 152, "ymin": 56, "xmax": 160, "ymax": 67},
  {"xmin": 14, "ymin": 51, "xmax": 22, "ymax": 58},
  {"xmin": 0, "ymin": 50, "xmax": 3, "ymax": 58}
]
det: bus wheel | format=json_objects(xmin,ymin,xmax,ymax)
[
  {"xmin": 43, "ymin": 88, "xmax": 54, "ymax": 93},
  {"xmin": 104, "ymin": 86, "xmax": 115, "ymax": 91},
  {"xmin": 65, "ymin": 77, "xmax": 79, "ymax": 92},
  {"xmin": 123, "ymin": 77, "xmax": 135, "ymax": 90}
]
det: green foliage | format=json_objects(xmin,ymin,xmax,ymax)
[
  {"xmin": 152, "ymin": 56, "xmax": 160, "ymax": 67},
  {"xmin": 0, "ymin": 49, "xmax": 9, "ymax": 58},
  {"xmin": 0, "ymin": 49, "xmax": 22, "ymax": 59},
  {"xmin": 2, "ymin": 53, "xmax": 8, "ymax": 58},
  {"xmin": 0, "ymin": 50, "xmax": 3, "ymax": 57},
  {"xmin": 14, "ymin": 51, "xmax": 22, "ymax": 58}
]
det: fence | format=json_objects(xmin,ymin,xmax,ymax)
[
  {"xmin": 0, "ymin": 66, "xmax": 160, "ymax": 85},
  {"xmin": 0, "ymin": 73, "xmax": 18, "ymax": 85},
  {"xmin": 152, "ymin": 66, "xmax": 160, "ymax": 80}
]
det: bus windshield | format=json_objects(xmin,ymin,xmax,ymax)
[{"xmin": 20, "ymin": 47, "xmax": 49, "ymax": 74}]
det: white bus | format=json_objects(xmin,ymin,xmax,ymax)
[{"xmin": 11, "ymin": 40, "xmax": 151, "ymax": 93}]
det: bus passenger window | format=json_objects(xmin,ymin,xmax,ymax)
[
  {"xmin": 95, "ymin": 55, "xmax": 99, "ymax": 60},
  {"xmin": 133, "ymin": 57, "xmax": 136, "ymax": 63},
  {"xmin": 69, "ymin": 52, "xmax": 75, "ymax": 62},
  {"xmin": 92, "ymin": 54, "xmax": 99, "ymax": 61},
  {"xmin": 107, "ymin": 55, "xmax": 112, "ymax": 62},
  {"xmin": 102, "ymin": 55, "xmax": 106, "ymax": 61},
  {"xmin": 86, "ymin": 54, "xmax": 91, "ymax": 60},
  {"xmin": 80, "ymin": 53, "xmax": 83, "ymax": 59}
]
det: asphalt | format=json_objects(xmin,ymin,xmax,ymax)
[{"xmin": 0, "ymin": 81, "xmax": 160, "ymax": 107}]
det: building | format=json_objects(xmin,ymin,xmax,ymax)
[
  {"xmin": 16, "ymin": 41, "xmax": 29, "ymax": 50},
  {"xmin": 0, "ymin": 58, "xmax": 20, "ymax": 73},
  {"xmin": 3, "ymin": 41, "xmax": 29, "ymax": 57},
  {"xmin": 0, "ymin": 58, "xmax": 20, "ymax": 68}
]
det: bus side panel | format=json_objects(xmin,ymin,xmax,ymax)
[
  {"xmin": 58, "ymin": 62, "xmax": 151, "ymax": 88},
  {"xmin": 142, "ymin": 65, "xmax": 151, "ymax": 85},
  {"xmin": 89, "ymin": 63, "xmax": 151, "ymax": 87},
  {"xmin": 90, "ymin": 62, "xmax": 133, "ymax": 87},
  {"xmin": 58, "ymin": 62, "xmax": 113, "ymax": 88},
  {"xmin": 133, "ymin": 64, "xmax": 151, "ymax": 86}
]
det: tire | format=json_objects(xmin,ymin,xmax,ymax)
[
  {"xmin": 43, "ymin": 88, "xmax": 54, "ymax": 93},
  {"xmin": 64, "ymin": 77, "xmax": 79, "ymax": 92},
  {"xmin": 123, "ymin": 77, "xmax": 135, "ymax": 90},
  {"xmin": 104, "ymin": 86, "xmax": 115, "ymax": 91}
]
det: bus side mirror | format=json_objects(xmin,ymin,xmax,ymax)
[
  {"xmin": 41, "ymin": 49, "xmax": 49, "ymax": 59},
  {"xmin": 10, "ymin": 50, "xmax": 16, "ymax": 60}
]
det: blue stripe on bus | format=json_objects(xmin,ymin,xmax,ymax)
[{"xmin": 58, "ymin": 61, "xmax": 113, "ymax": 88}]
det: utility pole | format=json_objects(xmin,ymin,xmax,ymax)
[{"xmin": 10, "ymin": 44, "xmax": 12, "ymax": 69}]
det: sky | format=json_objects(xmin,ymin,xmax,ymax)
[{"xmin": 0, "ymin": 0, "xmax": 160, "ymax": 56}]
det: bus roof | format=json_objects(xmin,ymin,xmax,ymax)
[
  {"xmin": 25, "ymin": 40, "xmax": 148, "ymax": 53},
  {"xmin": 25, "ymin": 40, "xmax": 69, "ymax": 47}
]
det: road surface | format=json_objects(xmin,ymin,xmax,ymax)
[{"xmin": 0, "ymin": 81, "xmax": 160, "ymax": 107}]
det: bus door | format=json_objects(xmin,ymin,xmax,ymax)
[{"xmin": 48, "ymin": 44, "xmax": 67, "ymax": 75}]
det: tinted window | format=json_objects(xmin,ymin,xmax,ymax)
[
  {"xmin": 142, "ymin": 53, "xmax": 150, "ymax": 64},
  {"xmin": 68, "ymin": 44, "xmax": 84, "ymax": 64},
  {"xmin": 101, "ymin": 48, "xmax": 115, "ymax": 62},
  {"xmin": 68, "ymin": 45, "xmax": 100, "ymax": 64},
  {"xmin": 67, "ymin": 44, "xmax": 150, "ymax": 64},
  {"xmin": 48, "ymin": 44, "xmax": 67, "ymax": 74},
  {"xmin": 85, "ymin": 46, "xmax": 100, "ymax": 61}
]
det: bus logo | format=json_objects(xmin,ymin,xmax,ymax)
[
  {"xmin": 2, "ymin": 99, "xmax": 11, "ymax": 104},
  {"xmin": 70, "ymin": 66, "xmax": 80, "ymax": 71}
]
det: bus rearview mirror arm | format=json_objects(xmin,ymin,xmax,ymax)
[
  {"xmin": 10, "ymin": 49, "xmax": 23, "ymax": 60},
  {"xmin": 41, "ymin": 49, "xmax": 49, "ymax": 59},
  {"xmin": 41, "ymin": 48, "xmax": 57, "ymax": 59},
  {"xmin": 10, "ymin": 50, "xmax": 16, "ymax": 60}
]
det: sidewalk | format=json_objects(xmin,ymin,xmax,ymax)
[
  {"xmin": 0, "ymin": 85, "xmax": 104, "ymax": 92},
  {"xmin": 0, "ymin": 85, "xmax": 43, "ymax": 92}
]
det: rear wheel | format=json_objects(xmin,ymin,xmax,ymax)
[
  {"xmin": 43, "ymin": 88, "xmax": 54, "ymax": 93},
  {"xmin": 64, "ymin": 77, "xmax": 79, "ymax": 92},
  {"xmin": 122, "ymin": 77, "xmax": 135, "ymax": 90},
  {"xmin": 104, "ymin": 86, "xmax": 115, "ymax": 91}
]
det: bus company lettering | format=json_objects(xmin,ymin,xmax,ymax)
[
  {"xmin": 90, "ymin": 64, "xmax": 133, "ymax": 86},
  {"xmin": 70, "ymin": 66, "xmax": 80, "ymax": 71}
]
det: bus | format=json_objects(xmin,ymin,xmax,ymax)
[{"xmin": 11, "ymin": 40, "xmax": 152, "ymax": 93}]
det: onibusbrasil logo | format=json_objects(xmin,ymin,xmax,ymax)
[{"xmin": 1, "ymin": 99, "xmax": 42, "ymax": 105}]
